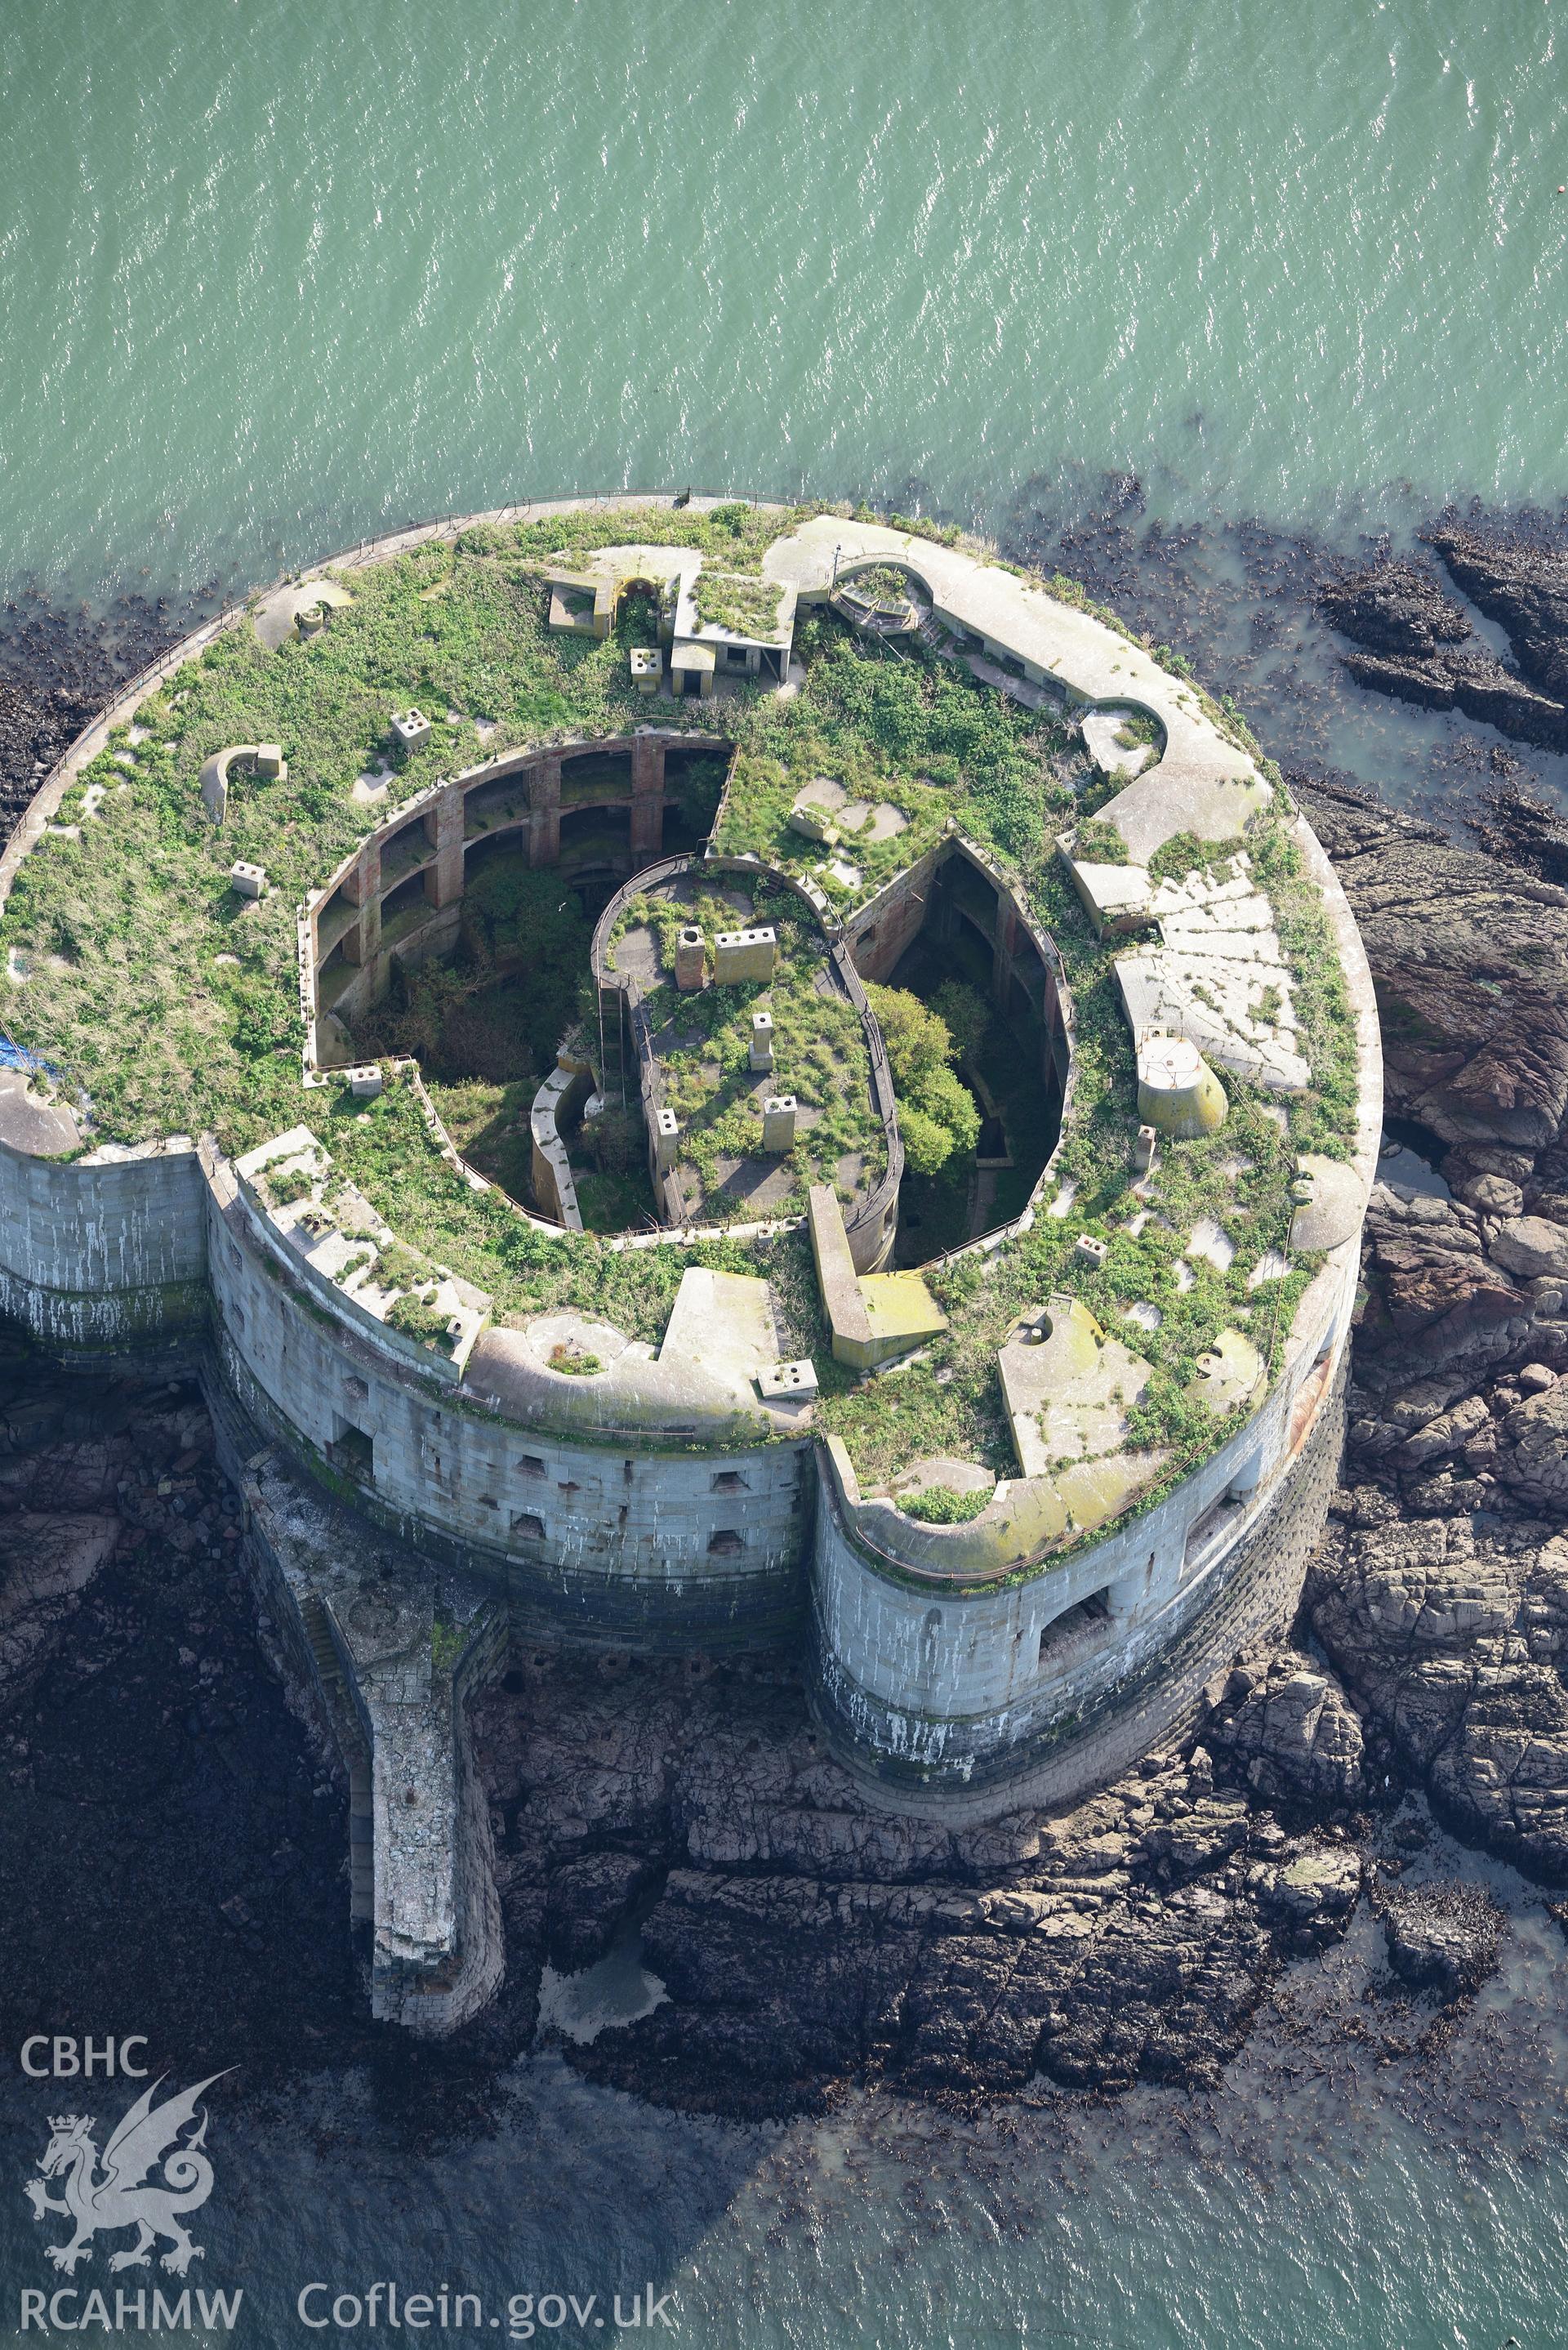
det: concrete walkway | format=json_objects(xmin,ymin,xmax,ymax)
[{"xmin": 765, "ymin": 517, "xmax": 1271, "ymax": 863}]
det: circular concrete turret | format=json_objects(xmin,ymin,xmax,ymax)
[{"xmin": 1136, "ymin": 1034, "xmax": 1227, "ymax": 1139}]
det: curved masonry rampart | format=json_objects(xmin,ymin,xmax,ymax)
[{"xmin": 0, "ymin": 494, "xmax": 1382, "ymax": 2031}]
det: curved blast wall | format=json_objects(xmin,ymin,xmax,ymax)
[
  {"xmin": 808, "ymin": 1248, "xmax": 1359, "ymax": 1818},
  {"xmin": 0, "ymin": 1138, "xmax": 208, "ymax": 1350},
  {"xmin": 204, "ymin": 1167, "xmax": 810, "ymax": 1650},
  {"xmin": 0, "ymin": 1117, "xmax": 1352, "ymax": 1813}
]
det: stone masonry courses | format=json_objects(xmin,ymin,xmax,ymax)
[{"xmin": 0, "ymin": 495, "xmax": 1379, "ymax": 2035}]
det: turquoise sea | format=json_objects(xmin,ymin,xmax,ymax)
[
  {"xmin": 3, "ymin": 0, "xmax": 1568, "ymax": 596},
  {"xmin": 4, "ymin": 4, "xmax": 1568, "ymax": 2343}
]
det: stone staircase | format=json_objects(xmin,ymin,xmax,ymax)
[
  {"xmin": 595, "ymin": 981, "xmax": 629, "ymax": 1110},
  {"xmin": 301, "ymin": 1594, "xmax": 375, "ymax": 1925}
]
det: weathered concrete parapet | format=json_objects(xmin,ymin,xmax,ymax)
[
  {"xmin": 808, "ymin": 1185, "xmax": 946, "ymax": 1370},
  {"xmin": 198, "ymin": 742, "xmax": 287, "ymax": 825},
  {"xmin": 0, "ymin": 1121, "xmax": 207, "ymax": 1352},
  {"xmin": 530, "ymin": 1055, "xmax": 593, "ymax": 1230}
]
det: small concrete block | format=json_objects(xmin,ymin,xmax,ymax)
[
  {"xmin": 749, "ymin": 1011, "xmax": 775, "ymax": 1071},
  {"xmin": 758, "ymin": 1358, "xmax": 819, "ymax": 1401},
  {"xmin": 630, "ymin": 646, "xmax": 662, "ymax": 692},
  {"xmin": 346, "ymin": 1064, "xmax": 384, "ymax": 1099},
  {"xmin": 675, "ymin": 925, "xmax": 706, "ymax": 992},
  {"xmin": 761, "ymin": 1095, "xmax": 797, "ymax": 1153},
  {"xmin": 253, "ymin": 742, "xmax": 287, "ymax": 778},
  {"xmin": 653, "ymin": 1106, "xmax": 680, "ymax": 1176},
  {"xmin": 1134, "ymin": 1125, "xmax": 1157, "ymax": 1175},
  {"xmin": 1074, "ymin": 1233, "xmax": 1109, "ymax": 1269},
  {"xmin": 715, "ymin": 926, "xmax": 777, "ymax": 983},
  {"xmin": 390, "ymin": 708, "xmax": 433, "ymax": 752},
  {"xmin": 789, "ymin": 803, "xmax": 839, "ymax": 846},
  {"xmin": 229, "ymin": 860, "xmax": 268, "ymax": 899}
]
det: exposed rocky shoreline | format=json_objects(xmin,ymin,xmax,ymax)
[{"xmin": 5, "ymin": 520, "xmax": 1568, "ymax": 2125}]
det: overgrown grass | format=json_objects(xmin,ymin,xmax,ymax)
[
  {"xmin": 0, "ymin": 509, "xmax": 1361, "ymax": 1497},
  {"xmin": 628, "ymin": 881, "xmax": 884, "ymax": 1216}
]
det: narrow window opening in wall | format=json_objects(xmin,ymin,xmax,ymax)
[
  {"xmin": 517, "ymin": 1455, "xmax": 546, "ymax": 1478},
  {"xmin": 231, "ymin": 1306, "xmax": 245, "ymax": 1333},
  {"xmin": 510, "ymin": 1511, "xmax": 545, "ymax": 1540},
  {"xmin": 707, "ymin": 1529, "xmax": 746, "ymax": 1557},
  {"xmin": 624, "ymin": 1460, "xmax": 635, "ymax": 1483},
  {"xmin": 1037, "ymin": 1589, "xmax": 1111, "ymax": 1666},
  {"xmin": 327, "ymin": 1419, "xmax": 375, "ymax": 1483},
  {"xmin": 343, "ymin": 1375, "xmax": 369, "ymax": 1404},
  {"xmin": 617, "ymin": 1504, "xmax": 629, "ymax": 1529},
  {"xmin": 711, "ymin": 1470, "xmax": 749, "ymax": 1494},
  {"xmin": 1183, "ymin": 1493, "xmax": 1243, "ymax": 1580},
  {"xmin": 478, "ymin": 1494, "xmax": 499, "ymax": 1510},
  {"xmin": 558, "ymin": 1480, "xmax": 581, "ymax": 1495}
]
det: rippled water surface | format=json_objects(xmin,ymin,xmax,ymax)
[
  {"xmin": 3, "ymin": 1887, "xmax": 1567, "ymax": 2345},
  {"xmin": 2, "ymin": 1, "xmax": 1568, "ymax": 595}
]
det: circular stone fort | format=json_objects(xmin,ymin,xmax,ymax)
[{"xmin": 0, "ymin": 497, "xmax": 1379, "ymax": 2031}]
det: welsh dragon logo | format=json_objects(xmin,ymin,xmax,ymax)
[{"xmin": 24, "ymin": 2073, "xmax": 230, "ymax": 2276}]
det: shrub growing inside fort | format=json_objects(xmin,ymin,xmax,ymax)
[
  {"xmin": 866, "ymin": 985, "xmax": 980, "ymax": 1176},
  {"xmin": 0, "ymin": 503, "xmax": 1362, "ymax": 1500},
  {"xmin": 900, "ymin": 1485, "xmax": 991, "ymax": 1525}
]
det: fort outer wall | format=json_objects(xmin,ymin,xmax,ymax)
[
  {"xmin": 808, "ymin": 1256, "xmax": 1354, "ymax": 1821},
  {"xmin": 805, "ymin": 807, "xmax": 1385, "ymax": 1817},
  {"xmin": 0, "ymin": 495, "xmax": 1380, "ymax": 1839},
  {"xmin": 0, "ymin": 1134, "xmax": 208, "ymax": 1358},
  {"xmin": 202, "ymin": 1151, "xmax": 813, "ymax": 1651}
]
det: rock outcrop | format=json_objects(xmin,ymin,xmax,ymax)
[
  {"xmin": 1318, "ymin": 533, "xmax": 1568, "ymax": 753},
  {"xmin": 1380, "ymin": 1880, "xmax": 1503, "ymax": 2002},
  {"xmin": 1423, "ymin": 527, "xmax": 1568, "ymax": 707},
  {"xmin": 1204, "ymin": 1650, "xmax": 1365, "ymax": 1810},
  {"xmin": 1293, "ymin": 776, "xmax": 1568, "ymax": 1162},
  {"xmin": 474, "ymin": 1658, "xmax": 1365, "ymax": 2116},
  {"xmin": 1309, "ymin": 1500, "xmax": 1568, "ymax": 1880},
  {"xmin": 1318, "ymin": 555, "xmax": 1568, "ymax": 751}
]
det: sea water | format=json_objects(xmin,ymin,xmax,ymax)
[{"xmin": 2, "ymin": 0, "xmax": 1567, "ymax": 598}]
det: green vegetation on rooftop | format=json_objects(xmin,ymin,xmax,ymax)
[
  {"xmin": 0, "ymin": 505, "xmax": 1362, "ymax": 1506},
  {"xmin": 691, "ymin": 573, "xmax": 786, "ymax": 640},
  {"xmin": 626, "ymin": 880, "xmax": 885, "ymax": 1218}
]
